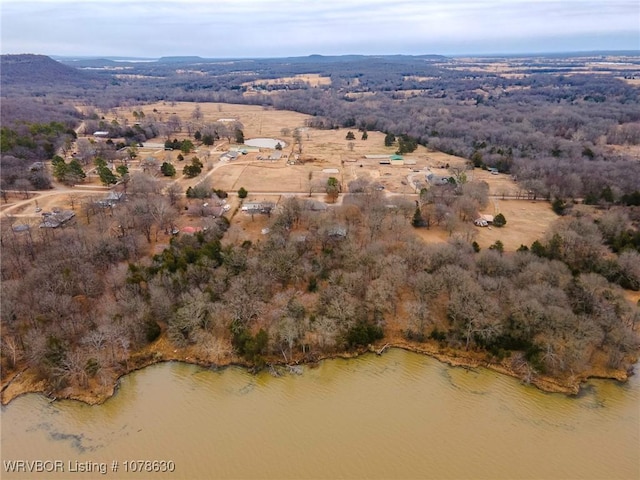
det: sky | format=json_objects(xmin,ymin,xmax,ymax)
[{"xmin": 1, "ymin": 0, "xmax": 638, "ymax": 58}]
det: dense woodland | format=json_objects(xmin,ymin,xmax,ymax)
[
  {"xmin": 1, "ymin": 53, "xmax": 639, "ymax": 396},
  {"xmin": 1, "ymin": 190, "xmax": 638, "ymax": 393}
]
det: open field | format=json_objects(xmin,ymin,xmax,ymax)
[{"xmin": 475, "ymin": 199, "xmax": 556, "ymax": 250}]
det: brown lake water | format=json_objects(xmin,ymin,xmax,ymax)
[{"xmin": 1, "ymin": 348, "xmax": 638, "ymax": 479}]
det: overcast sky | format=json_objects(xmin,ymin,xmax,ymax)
[{"xmin": 1, "ymin": 0, "xmax": 638, "ymax": 58}]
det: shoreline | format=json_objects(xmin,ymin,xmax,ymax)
[{"xmin": 1, "ymin": 340, "xmax": 634, "ymax": 406}]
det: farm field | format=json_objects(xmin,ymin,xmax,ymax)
[{"xmin": 113, "ymin": 101, "xmax": 472, "ymax": 196}]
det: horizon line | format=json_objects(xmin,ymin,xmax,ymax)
[{"xmin": 2, "ymin": 49, "xmax": 638, "ymax": 62}]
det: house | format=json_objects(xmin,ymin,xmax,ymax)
[
  {"xmin": 241, "ymin": 202, "xmax": 275, "ymax": 214},
  {"xmin": 220, "ymin": 151, "xmax": 240, "ymax": 161},
  {"xmin": 390, "ymin": 154, "xmax": 404, "ymax": 166},
  {"xmin": 426, "ymin": 173, "xmax": 451, "ymax": 186},
  {"xmin": 474, "ymin": 214, "xmax": 494, "ymax": 227},
  {"xmin": 93, "ymin": 131, "xmax": 109, "ymax": 137},
  {"xmin": 95, "ymin": 191, "xmax": 125, "ymax": 208},
  {"xmin": 268, "ymin": 151, "xmax": 282, "ymax": 161},
  {"xmin": 328, "ymin": 225, "xmax": 348, "ymax": 239},
  {"xmin": 181, "ymin": 226, "xmax": 203, "ymax": 235},
  {"xmin": 105, "ymin": 191, "xmax": 125, "ymax": 203},
  {"xmin": 40, "ymin": 210, "xmax": 75, "ymax": 228}
]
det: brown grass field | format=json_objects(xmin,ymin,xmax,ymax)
[
  {"xmin": 242, "ymin": 73, "xmax": 332, "ymax": 88},
  {"xmin": 474, "ymin": 199, "xmax": 556, "ymax": 250}
]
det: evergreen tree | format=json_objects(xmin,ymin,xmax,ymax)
[
  {"xmin": 384, "ymin": 133, "xmax": 396, "ymax": 147},
  {"xmin": 493, "ymin": 213, "xmax": 507, "ymax": 227},
  {"xmin": 411, "ymin": 205, "xmax": 423, "ymax": 227},
  {"xmin": 161, "ymin": 162, "xmax": 176, "ymax": 177}
]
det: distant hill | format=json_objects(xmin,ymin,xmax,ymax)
[
  {"xmin": 56, "ymin": 58, "xmax": 121, "ymax": 68},
  {"xmin": 0, "ymin": 54, "xmax": 100, "ymax": 88}
]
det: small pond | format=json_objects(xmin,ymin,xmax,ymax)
[{"xmin": 244, "ymin": 138, "xmax": 286, "ymax": 149}]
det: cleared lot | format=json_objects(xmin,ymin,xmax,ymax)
[{"xmin": 475, "ymin": 199, "xmax": 557, "ymax": 250}]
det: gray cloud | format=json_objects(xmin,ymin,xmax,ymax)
[{"xmin": 1, "ymin": 0, "xmax": 638, "ymax": 57}]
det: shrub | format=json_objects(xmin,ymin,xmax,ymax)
[
  {"xmin": 552, "ymin": 198, "xmax": 567, "ymax": 215},
  {"xmin": 429, "ymin": 328, "xmax": 446, "ymax": 342},
  {"xmin": 346, "ymin": 322, "xmax": 383, "ymax": 348},
  {"xmin": 237, "ymin": 187, "xmax": 248, "ymax": 198},
  {"xmin": 489, "ymin": 240, "xmax": 504, "ymax": 253}
]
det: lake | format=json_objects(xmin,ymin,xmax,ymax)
[{"xmin": 1, "ymin": 349, "xmax": 638, "ymax": 479}]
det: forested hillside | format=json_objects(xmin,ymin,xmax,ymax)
[{"xmin": 1, "ymin": 191, "xmax": 638, "ymax": 399}]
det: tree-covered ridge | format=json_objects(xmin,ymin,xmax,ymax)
[
  {"xmin": 1, "ymin": 191, "xmax": 638, "ymax": 397},
  {"xmin": 0, "ymin": 54, "xmax": 102, "ymax": 88}
]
